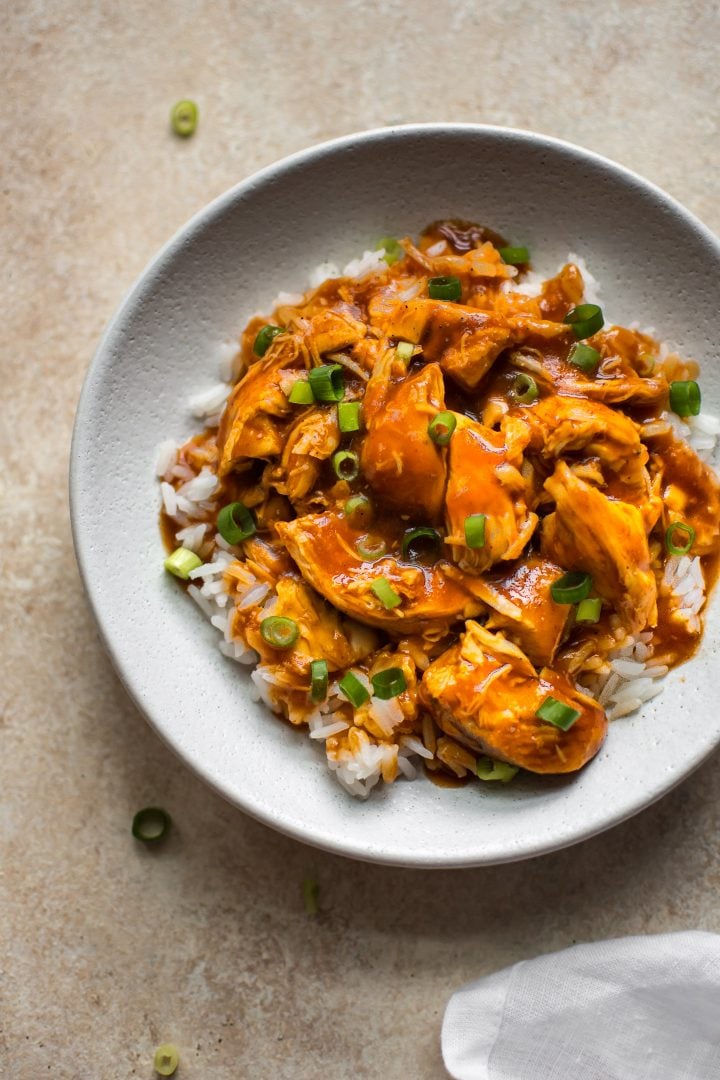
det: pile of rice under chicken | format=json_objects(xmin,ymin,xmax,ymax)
[{"xmin": 157, "ymin": 221, "xmax": 720, "ymax": 798}]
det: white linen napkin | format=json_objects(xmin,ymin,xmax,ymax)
[{"xmin": 442, "ymin": 932, "xmax": 720, "ymax": 1080}]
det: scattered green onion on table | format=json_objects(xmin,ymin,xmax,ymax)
[
  {"xmin": 132, "ymin": 807, "xmax": 171, "ymax": 844},
  {"xmin": 170, "ymin": 99, "xmax": 198, "ymax": 137}
]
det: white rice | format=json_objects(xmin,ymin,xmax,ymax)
[
  {"xmin": 155, "ymin": 440, "xmax": 177, "ymax": 478},
  {"xmin": 175, "ymin": 522, "xmax": 207, "ymax": 553},
  {"xmin": 187, "ymin": 382, "xmax": 230, "ymax": 427}
]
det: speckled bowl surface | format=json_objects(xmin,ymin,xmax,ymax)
[{"xmin": 70, "ymin": 124, "xmax": 720, "ymax": 867}]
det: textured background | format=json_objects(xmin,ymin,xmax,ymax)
[{"xmin": 3, "ymin": 2, "xmax": 720, "ymax": 1077}]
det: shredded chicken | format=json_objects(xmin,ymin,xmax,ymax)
[{"xmin": 161, "ymin": 219, "xmax": 720, "ymax": 794}]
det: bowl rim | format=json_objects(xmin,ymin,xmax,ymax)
[{"xmin": 70, "ymin": 123, "xmax": 720, "ymax": 867}]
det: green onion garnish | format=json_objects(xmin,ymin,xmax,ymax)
[
  {"xmin": 339, "ymin": 671, "xmax": 370, "ymax": 707},
  {"xmin": 217, "ymin": 501, "xmax": 256, "ymax": 545},
  {"xmin": 164, "ymin": 546, "xmax": 202, "ymax": 580},
  {"xmin": 576, "ymin": 597, "xmax": 602, "ymax": 624},
  {"xmin": 396, "ymin": 341, "xmax": 415, "ymax": 361},
  {"xmin": 132, "ymin": 807, "xmax": 171, "ymax": 844},
  {"xmin": 464, "ymin": 514, "xmax": 486, "ymax": 549},
  {"xmin": 498, "ymin": 245, "xmax": 530, "ymax": 265},
  {"xmin": 216, "ymin": 501, "xmax": 255, "ymax": 544},
  {"xmin": 563, "ymin": 304, "xmax": 604, "ymax": 340},
  {"xmin": 428, "ymin": 275, "xmax": 462, "ymax": 301},
  {"xmin": 344, "ymin": 495, "xmax": 373, "ymax": 528},
  {"xmin": 288, "ymin": 378, "xmax": 315, "ymax": 405},
  {"xmin": 568, "ymin": 342, "xmax": 601, "ymax": 373},
  {"xmin": 253, "ymin": 324, "xmax": 283, "ymax": 357},
  {"xmin": 260, "ymin": 616, "xmax": 300, "ymax": 649},
  {"xmin": 310, "ymin": 659, "xmax": 329, "ymax": 704},
  {"xmin": 535, "ymin": 696, "xmax": 580, "ymax": 730},
  {"xmin": 669, "ymin": 380, "xmax": 701, "ymax": 417},
  {"xmin": 153, "ymin": 1043, "xmax": 180, "ymax": 1076},
  {"xmin": 508, "ymin": 372, "xmax": 539, "ymax": 404},
  {"xmin": 665, "ymin": 521, "xmax": 695, "ymax": 556},
  {"xmin": 551, "ymin": 571, "xmax": 592, "ymax": 604},
  {"xmin": 376, "ymin": 236, "xmax": 404, "ymax": 265},
  {"xmin": 332, "ymin": 450, "xmax": 360, "ymax": 481},
  {"xmin": 476, "ymin": 757, "xmax": 519, "ymax": 783},
  {"xmin": 303, "ymin": 877, "xmax": 319, "ymax": 917},
  {"xmin": 356, "ymin": 534, "xmax": 387, "ymax": 561},
  {"xmin": 308, "ymin": 363, "xmax": 345, "ymax": 402},
  {"xmin": 371, "ymin": 576, "xmax": 402, "ymax": 609},
  {"xmin": 427, "ymin": 411, "xmax": 457, "ymax": 446},
  {"xmin": 337, "ymin": 401, "xmax": 362, "ymax": 433},
  {"xmin": 371, "ymin": 667, "xmax": 407, "ymax": 699},
  {"xmin": 401, "ymin": 526, "xmax": 442, "ymax": 564},
  {"xmin": 170, "ymin": 99, "xmax": 198, "ymax": 138}
]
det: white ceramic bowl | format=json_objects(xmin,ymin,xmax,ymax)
[{"xmin": 71, "ymin": 124, "xmax": 720, "ymax": 867}]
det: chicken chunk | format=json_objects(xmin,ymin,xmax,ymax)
[
  {"xmin": 235, "ymin": 574, "xmax": 377, "ymax": 676},
  {"xmin": 445, "ymin": 416, "xmax": 537, "ymax": 574},
  {"xmin": 382, "ymin": 299, "xmax": 566, "ymax": 392},
  {"xmin": 542, "ymin": 461, "xmax": 657, "ymax": 633},
  {"xmin": 473, "ymin": 556, "xmax": 573, "ymax": 667},
  {"xmin": 510, "ymin": 338, "xmax": 666, "ymax": 406},
  {"xmin": 276, "ymin": 511, "xmax": 484, "ymax": 633},
  {"xmin": 421, "ymin": 622, "xmax": 607, "ymax": 774},
  {"xmin": 519, "ymin": 395, "xmax": 657, "ymax": 512},
  {"xmin": 268, "ymin": 406, "xmax": 340, "ymax": 504},
  {"xmin": 217, "ymin": 354, "xmax": 295, "ymax": 475},
  {"xmin": 651, "ymin": 432, "xmax": 720, "ymax": 556},
  {"xmin": 301, "ymin": 308, "xmax": 367, "ymax": 359},
  {"xmin": 360, "ymin": 360, "xmax": 446, "ymax": 521}
]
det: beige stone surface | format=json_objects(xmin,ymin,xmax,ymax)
[{"xmin": 2, "ymin": 1, "xmax": 720, "ymax": 1077}]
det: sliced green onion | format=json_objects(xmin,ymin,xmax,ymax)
[
  {"xmin": 345, "ymin": 495, "xmax": 373, "ymax": 529},
  {"xmin": 428, "ymin": 411, "xmax": 457, "ymax": 445},
  {"xmin": 428, "ymin": 275, "xmax": 462, "ymax": 301},
  {"xmin": 288, "ymin": 378, "xmax": 315, "ymax": 405},
  {"xmin": 308, "ymin": 362, "xmax": 344, "ymax": 401},
  {"xmin": 153, "ymin": 1043, "xmax": 180, "ymax": 1076},
  {"xmin": 253, "ymin": 324, "xmax": 283, "ymax": 357},
  {"xmin": 132, "ymin": 807, "xmax": 171, "ymax": 844},
  {"xmin": 665, "ymin": 521, "xmax": 695, "ymax": 556},
  {"xmin": 371, "ymin": 667, "xmax": 407, "ymax": 699},
  {"xmin": 332, "ymin": 450, "xmax": 360, "ymax": 481},
  {"xmin": 339, "ymin": 671, "xmax": 370, "ymax": 707},
  {"xmin": 164, "ymin": 546, "xmax": 202, "ymax": 580},
  {"xmin": 535, "ymin": 696, "xmax": 580, "ymax": 730},
  {"xmin": 498, "ymin": 245, "xmax": 530, "ymax": 265},
  {"xmin": 576, "ymin": 597, "xmax": 602, "ymax": 624},
  {"xmin": 669, "ymin": 380, "xmax": 701, "ymax": 417},
  {"xmin": 309, "ymin": 659, "xmax": 329, "ymax": 704},
  {"xmin": 563, "ymin": 304, "xmax": 604, "ymax": 340},
  {"xmin": 337, "ymin": 401, "xmax": 362, "ymax": 433},
  {"xmin": 568, "ymin": 342, "xmax": 601, "ymax": 373},
  {"xmin": 396, "ymin": 340, "xmax": 415, "ymax": 361},
  {"xmin": 303, "ymin": 877, "xmax": 319, "ymax": 917},
  {"xmin": 376, "ymin": 236, "xmax": 404, "ymax": 265},
  {"xmin": 508, "ymin": 372, "xmax": 538, "ymax": 404},
  {"xmin": 170, "ymin": 99, "xmax": 198, "ymax": 138},
  {"xmin": 551, "ymin": 571, "xmax": 592, "ymax": 604},
  {"xmin": 356, "ymin": 534, "xmax": 387, "ymax": 560},
  {"xmin": 464, "ymin": 514, "xmax": 486, "ymax": 549},
  {"xmin": 371, "ymin": 576, "xmax": 402, "ymax": 609},
  {"xmin": 260, "ymin": 616, "xmax": 299, "ymax": 649},
  {"xmin": 401, "ymin": 526, "xmax": 442, "ymax": 564},
  {"xmin": 476, "ymin": 757, "xmax": 519, "ymax": 783},
  {"xmin": 217, "ymin": 501, "xmax": 256, "ymax": 544}
]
